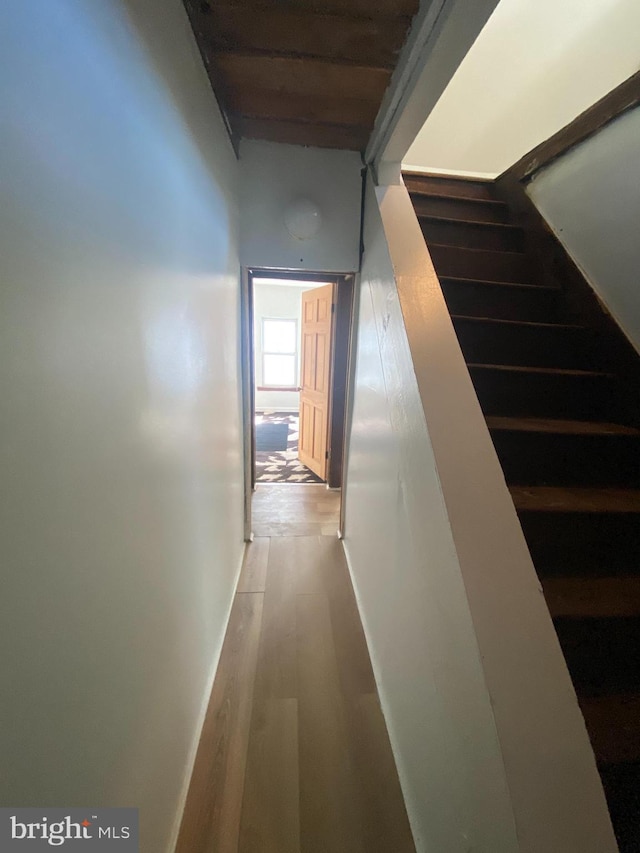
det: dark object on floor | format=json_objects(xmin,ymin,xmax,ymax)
[
  {"xmin": 255, "ymin": 422, "xmax": 289, "ymax": 451},
  {"xmin": 255, "ymin": 413, "xmax": 324, "ymax": 484}
]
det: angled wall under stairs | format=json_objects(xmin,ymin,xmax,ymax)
[{"xmin": 405, "ymin": 172, "xmax": 640, "ymax": 852}]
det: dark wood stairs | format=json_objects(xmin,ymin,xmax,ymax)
[{"xmin": 407, "ymin": 173, "xmax": 640, "ymax": 852}]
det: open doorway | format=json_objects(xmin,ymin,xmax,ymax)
[
  {"xmin": 241, "ymin": 270, "xmax": 355, "ymax": 537},
  {"xmin": 254, "ymin": 277, "xmax": 324, "ymax": 484}
]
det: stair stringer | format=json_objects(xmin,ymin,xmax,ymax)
[{"xmin": 377, "ymin": 179, "xmax": 617, "ymax": 852}]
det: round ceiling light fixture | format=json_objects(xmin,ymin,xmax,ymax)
[{"xmin": 283, "ymin": 198, "xmax": 322, "ymax": 241}]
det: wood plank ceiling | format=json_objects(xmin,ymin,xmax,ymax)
[{"xmin": 182, "ymin": 0, "xmax": 420, "ymax": 151}]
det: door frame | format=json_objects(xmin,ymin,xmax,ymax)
[
  {"xmin": 239, "ymin": 267, "xmax": 255, "ymax": 542},
  {"xmin": 241, "ymin": 268, "xmax": 356, "ymax": 539}
]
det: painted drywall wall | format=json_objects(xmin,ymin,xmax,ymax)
[
  {"xmin": 341, "ymin": 179, "xmax": 617, "ymax": 850},
  {"xmin": 0, "ymin": 2, "xmax": 244, "ymax": 852},
  {"xmin": 342, "ymin": 184, "xmax": 519, "ymax": 852},
  {"xmin": 403, "ymin": 0, "xmax": 640, "ymax": 177},
  {"xmin": 370, "ymin": 0, "xmax": 499, "ymax": 179},
  {"xmin": 528, "ymin": 107, "xmax": 640, "ymax": 353},
  {"xmin": 239, "ymin": 140, "xmax": 362, "ymax": 272},
  {"xmin": 253, "ymin": 282, "xmax": 316, "ymax": 411}
]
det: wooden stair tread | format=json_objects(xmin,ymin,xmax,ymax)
[
  {"xmin": 485, "ymin": 416, "xmax": 640, "ymax": 436},
  {"xmin": 408, "ymin": 191, "xmax": 507, "ymax": 207},
  {"xmin": 403, "ymin": 174, "xmax": 495, "ymax": 200},
  {"xmin": 543, "ymin": 577, "xmax": 640, "ymax": 618},
  {"xmin": 430, "ymin": 243, "xmax": 532, "ymax": 283},
  {"xmin": 510, "ymin": 486, "xmax": 640, "ymax": 514},
  {"xmin": 453, "ymin": 315, "xmax": 584, "ymax": 331},
  {"xmin": 580, "ymin": 694, "xmax": 640, "ymax": 765},
  {"xmin": 441, "ymin": 278, "xmax": 566, "ymax": 323},
  {"xmin": 469, "ymin": 362, "xmax": 611, "ymax": 378},
  {"xmin": 417, "ymin": 214, "xmax": 520, "ymax": 232},
  {"xmin": 411, "ymin": 193, "xmax": 511, "ymax": 225},
  {"xmin": 441, "ymin": 276, "xmax": 558, "ymax": 293},
  {"xmin": 429, "ymin": 241, "xmax": 525, "ymax": 259}
]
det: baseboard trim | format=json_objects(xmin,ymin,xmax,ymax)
[
  {"xmin": 167, "ymin": 540, "xmax": 247, "ymax": 852},
  {"xmin": 340, "ymin": 538, "xmax": 421, "ymax": 850}
]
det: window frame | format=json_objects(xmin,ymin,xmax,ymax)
[{"xmin": 261, "ymin": 316, "xmax": 299, "ymax": 389}]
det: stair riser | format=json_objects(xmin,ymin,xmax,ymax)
[
  {"xmin": 404, "ymin": 176, "xmax": 495, "ymax": 200},
  {"xmin": 455, "ymin": 320, "xmax": 596, "ymax": 370},
  {"xmin": 469, "ymin": 366, "xmax": 617, "ymax": 421},
  {"xmin": 429, "ymin": 244, "xmax": 531, "ymax": 283},
  {"xmin": 599, "ymin": 763, "xmax": 640, "ymax": 852},
  {"xmin": 554, "ymin": 616, "xmax": 640, "ymax": 696},
  {"xmin": 410, "ymin": 194, "xmax": 509, "ymax": 223},
  {"xmin": 441, "ymin": 279, "xmax": 564, "ymax": 322},
  {"xmin": 580, "ymin": 695, "xmax": 640, "ymax": 764},
  {"xmin": 518, "ymin": 511, "xmax": 640, "ymax": 576},
  {"xmin": 493, "ymin": 432, "xmax": 640, "ymax": 487},
  {"xmin": 421, "ymin": 218, "xmax": 525, "ymax": 253}
]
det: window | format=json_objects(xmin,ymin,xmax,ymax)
[{"xmin": 262, "ymin": 318, "xmax": 298, "ymax": 387}]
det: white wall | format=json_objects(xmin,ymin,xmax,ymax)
[
  {"xmin": 403, "ymin": 0, "xmax": 640, "ymax": 177},
  {"xmin": 370, "ymin": 0, "xmax": 499, "ymax": 180},
  {"xmin": 341, "ymin": 179, "xmax": 617, "ymax": 851},
  {"xmin": 528, "ymin": 107, "xmax": 640, "ymax": 353},
  {"xmin": 239, "ymin": 140, "xmax": 362, "ymax": 272},
  {"xmin": 0, "ymin": 2, "xmax": 244, "ymax": 851},
  {"xmin": 253, "ymin": 281, "xmax": 316, "ymax": 411}
]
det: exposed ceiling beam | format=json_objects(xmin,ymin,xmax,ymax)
[
  {"xmin": 215, "ymin": 54, "xmax": 391, "ymax": 102},
  {"xmin": 211, "ymin": 49, "xmax": 395, "ymax": 71},
  {"xmin": 225, "ymin": 90, "xmax": 380, "ymax": 128},
  {"xmin": 189, "ymin": 5, "xmax": 412, "ymax": 70},
  {"xmin": 201, "ymin": 0, "xmax": 418, "ymax": 20},
  {"xmin": 181, "ymin": 0, "xmax": 420, "ymax": 151},
  {"xmin": 232, "ymin": 116, "xmax": 369, "ymax": 150}
]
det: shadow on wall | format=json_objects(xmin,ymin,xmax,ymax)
[
  {"xmin": 122, "ymin": 0, "xmax": 238, "ymax": 200},
  {"xmin": 3, "ymin": 0, "xmax": 235, "ymax": 273}
]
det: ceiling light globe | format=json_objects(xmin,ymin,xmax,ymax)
[{"xmin": 284, "ymin": 198, "xmax": 322, "ymax": 241}]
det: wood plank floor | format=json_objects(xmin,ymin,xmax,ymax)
[
  {"xmin": 176, "ymin": 497, "xmax": 415, "ymax": 852},
  {"xmin": 251, "ymin": 484, "xmax": 341, "ymax": 537}
]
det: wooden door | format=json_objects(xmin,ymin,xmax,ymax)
[{"xmin": 299, "ymin": 283, "xmax": 334, "ymax": 480}]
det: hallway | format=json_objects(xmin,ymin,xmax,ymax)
[{"xmin": 176, "ymin": 487, "xmax": 415, "ymax": 852}]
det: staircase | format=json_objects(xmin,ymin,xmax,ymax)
[{"xmin": 406, "ymin": 173, "xmax": 640, "ymax": 852}]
